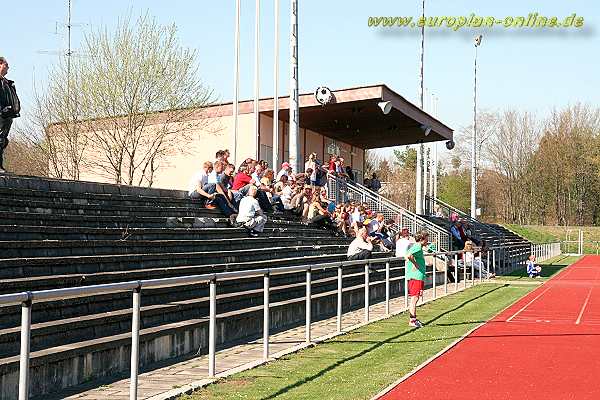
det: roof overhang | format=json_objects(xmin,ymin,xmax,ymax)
[{"xmin": 205, "ymin": 84, "xmax": 454, "ymax": 150}]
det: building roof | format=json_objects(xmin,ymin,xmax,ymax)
[{"xmin": 205, "ymin": 84, "xmax": 453, "ymax": 149}]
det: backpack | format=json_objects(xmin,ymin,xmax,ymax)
[{"xmin": 0, "ymin": 78, "xmax": 20, "ymax": 118}]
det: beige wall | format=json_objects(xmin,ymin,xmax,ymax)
[{"xmin": 76, "ymin": 111, "xmax": 364, "ymax": 190}]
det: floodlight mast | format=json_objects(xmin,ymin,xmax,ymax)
[
  {"xmin": 288, "ymin": 0, "xmax": 300, "ymax": 174},
  {"xmin": 416, "ymin": 0, "xmax": 425, "ymax": 215},
  {"xmin": 471, "ymin": 35, "xmax": 483, "ymax": 219}
]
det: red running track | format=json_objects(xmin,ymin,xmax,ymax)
[{"xmin": 379, "ymin": 256, "xmax": 600, "ymax": 400}]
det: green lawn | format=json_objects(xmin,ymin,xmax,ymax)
[
  {"xmin": 503, "ymin": 224, "xmax": 560, "ymax": 243},
  {"xmin": 496, "ymin": 255, "xmax": 580, "ymax": 281},
  {"xmin": 184, "ymin": 284, "xmax": 535, "ymax": 400}
]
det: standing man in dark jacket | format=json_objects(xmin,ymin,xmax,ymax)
[{"xmin": 0, "ymin": 57, "xmax": 21, "ymax": 173}]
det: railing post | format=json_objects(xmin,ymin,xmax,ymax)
[
  {"xmin": 454, "ymin": 254, "xmax": 458, "ymax": 292},
  {"xmin": 130, "ymin": 286, "xmax": 141, "ymax": 400},
  {"xmin": 306, "ymin": 269, "xmax": 311, "ymax": 343},
  {"xmin": 18, "ymin": 296, "xmax": 32, "ymax": 400},
  {"xmin": 471, "ymin": 257, "xmax": 475, "ymax": 286},
  {"xmin": 432, "ymin": 261, "xmax": 437, "ymax": 299},
  {"xmin": 493, "ymin": 249, "xmax": 496, "ymax": 276},
  {"xmin": 208, "ymin": 278, "xmax": 217, "ymax": 377},
  {"xmin": 444, "ymin": 255, "xmax": 448, "ymax": 294},
  {"xmin": 486, "ymin": 250, "xmax": 490, "ymax": 281},
  {"xmin": 364, "ymin": 263, "xmax": 370, "ymax": 322},
  {"xmin": 263, "ymin": 273, "xmax": 270, "ymax": 361},
  {"xmin": 337, "ymin": 265, "xmax": 343, "ymax": 332},
  {"xmin": 463, "ymin": 254, "xmax": 467, "ymax": 290},
  {"xmin": 385, "ymin": 262, "xmax": 390, "ymax": 315}
]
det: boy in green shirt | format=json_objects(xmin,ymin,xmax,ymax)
[{"xmin": 405, "ymin": 230, "xmax": 430, "ymax": 328}]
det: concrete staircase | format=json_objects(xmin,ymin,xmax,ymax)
[{"xmin": 0, "ymin": 174, "xmax": 398, "ymax": 399}]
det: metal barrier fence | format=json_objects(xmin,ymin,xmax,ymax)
[
  {"xmin": 0, "ymin": 247, "xmax": 517, "ymax": 400},
  {"xmin": 327, "ymin": 176, "xmax": 451, "ymax": 251}
]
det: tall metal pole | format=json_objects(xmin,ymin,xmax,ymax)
[
  {"xmin": 232, "ymin": 0, "xmax": 241, "ymax": 165},
  {"xmin": 433, "ymin": 96, "xmax": 438, "ymax": 199},
  {"xmin": 254, "ymin": 0, "xmax": 261, "ymax": 160},
  {"xmin": 471, "ymin": 35, "xmax": 482, "ymax": 219},
  {"xmin": 272, "ymin": 0, "xmax": 280, "ymax": 169},
  {"xmin": 415, "ymin": 0, "xmax": 425, "ymax": 214},
  {"xmin": 289, "ymin": 0, "xmax": 300, "ymax": 173}
]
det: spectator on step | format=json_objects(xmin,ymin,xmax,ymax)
[
  {"xmin": 395, "ymin": 228, "xmax": 415, "ymax": 258},
  {"xmin": 370, "ymin": 173, "xmax": 382, "ymax": 192},
  {"xmin": 463, "ymin": 240, "xmax": 485, "ymax": 278},
  {"xmin": 236, "ymin": 185, "xmax": 267, "ymax": 237},
  {"xmin": 526, "ymin": 255, "xmax": 542, "ymax": 278},
  {"xmin": 188, "ymin": 161, "xmax": 236, "ymax": 216},
  {"xmin": 276, "ymin": 162, "xmax": 294, "ymax": 182},
  {"xmin": 345, "ymin": 166, "xmax": 355, "ymax": 181},
  {"xmin": 290, "ymin": 185, "xmax": 312, "ymax": 219},
  {"xmin": 434, "ymin": 205, "xmax": 444, "ymax": 218},
  {"xmin": 347, "ymin": 227, "xmax": 374, "ymax": 261},
  {"xmin": 307, "ymin": 192, "xmax": 335, "ymax": 232},
  {"xmin": 305, "ymin": 152, "xmax": 318, "ymax": 186},
  {"xmin": 451, "ymin": 220, "xmax": 465, "ymax": 249},
  {"xmin": 367, "ymin": 213, "xmax": 393, "ymax": 250}
]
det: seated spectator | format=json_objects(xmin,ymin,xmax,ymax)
[
  {"xmin": 350, "ymin": 205, "xmax": 366, "ymax": 236},
  {"xmin": 295, "ymin": 168, "xmax": 311, "ymax": 186},
  {"xmin": 276, "ymin": 162, "xmax": 294, "ymax": 182},
  {"xmin": 395, "ymin": 228, "xmax": 415, "ymax": 258},
  {"xmin": 363, "ymin": 177, "xmax": 372, "ymax": 190},
  {"xmin": 327, "ymin": 154, "xmax": 337, "ymax": 172},
  {"xmin": 526, "ymin": 254, "xmax": 542, "ymax": 278},
  {"xmin": 188, "ymin": 161, "xmax": 236, "ymax": 217},
  {"xmin": 236, "ymin": 186, "xmax": 267, "ymax": 237},
  {"xmin": 434, "ymin": 205, "xmax": 444, "ymax": 218},
  {"xmin": 232, "ymin": 164, "xmax": 274, "ymax": 212},
  {"xmin": 347, "ymin": 227, "xmax": 374, "ymax": 261},
  {"xmin": 290, "ymin": 185, "xmax": 312, "ymax": 219},
  {"xmin": 463, "ymin": 240, "xmax": 487, "ymax": 278},
  {"xmin": 333, "ymin": 204, "xmax": 351, "ymax": 237},
  {"xmin": 367, "ymin": 213, "xmax": 393, "ymax": 250},
  {"xmin": 307, "ymin": 192, "xmax": 335, "ymax": 232},
  {"xmin": 370, "ymin": 173, "xmax": 382, "ymax": 192}
]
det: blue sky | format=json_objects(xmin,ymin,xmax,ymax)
[{"xmin": 4, "ymin": 0, "xmax": 599, "ymax": 156}]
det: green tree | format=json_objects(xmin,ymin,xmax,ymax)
[
  {"xmin": 393, "ymin": 147, "xmax": 417, "ymax": 170},
  {"xmin": 438, "ymin": 171, "xmax": 471, "ymax": 212}
]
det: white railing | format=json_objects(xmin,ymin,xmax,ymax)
[
  {"xmin": 0, "ymin": 247, "xmax": 509, "ymax": 400},
  {"xmin": 531, "ymin": 242, "xmax": 562, "ymax": 262},
  {"xmin": 327, "ymin": 175, "xmax": 451, "ymax": 251}
]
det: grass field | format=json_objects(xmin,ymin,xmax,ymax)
[
  {"xmin": 496, "ymin": 255, "xmax": 580, "ymax": 282},
  {"xmin": 183, "ymin": 284, "xmax": 537, "ymax": 400}
]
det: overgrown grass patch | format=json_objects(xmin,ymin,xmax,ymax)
[{"xmin": 186, "ymin": 284, "xmax": 535, "ymax": 400}]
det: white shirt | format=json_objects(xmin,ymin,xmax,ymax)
[
  {"xmin": 207, "ymin": 170, "xmax": 222, "ymax": 185},
  {"xmin": 305, "ymin": 160, "xmax": 317, "ymax": 181},
  {"xmin": 347, "ymin": 237, "xmax": 373, "ymax": 258},
  {"xmin": 280, "ymin": 185, "xmax": 294, "ymax": 209},
  {"xmin": 395, "ymin": 237, "xmax": 415, "ymax": 258},
  {"xmin": 188, "ymin": 170, "xmax": 209, "ymax": 195},
  {"xmin": 236, "ymin": 196, "xmax": 262, "ymax": 222},
  {"xmin": 350, "ymin": 208, "xmax": 363, "ymax": 225}
]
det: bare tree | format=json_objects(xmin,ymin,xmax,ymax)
[
  {"xmin": 23, "ymin": 14, "xmax": 215, "ymax": 186},
  {"xmin": 76, "ymin": 14, "xmax": 215, "ymax": 186}
]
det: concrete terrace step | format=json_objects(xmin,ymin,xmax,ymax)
[
  {"xmin": 0, "ymin": 251, "xmax": 378, "ymax": 330},
  {"xmin": 0, "ymin": 198, "xmax": 221, "ymax": 218},
  {"xmin": 0, "ymin": 174, "xmax": 188, "ymax": 199},
  {"xmin": 0, "ymin": 223, "xmax": 324, "ymax": 241},
  {"xmin": 0, "ymin": 245, "xmax": 351, "ymax": 291},
  {"xmin": 0, "ymin": 236, "xmax": 349, "ymax": 259},
  {"xmin": 0, "ymin": 262, "xmax": 391, "ymax": 358}
]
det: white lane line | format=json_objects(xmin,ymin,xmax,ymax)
[
  {"xmin": 575, "ymin": 270, "xmax": 599, "ymax": 324},
  {"xmin": 506, "ymin": 286, "xmax": 553, "ymax": 322}
]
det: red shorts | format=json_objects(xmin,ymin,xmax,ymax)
[{"xmin": 408, "ymin": 279, "xmax": 424, "ymax": 297}]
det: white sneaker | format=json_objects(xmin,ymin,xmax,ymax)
[{"xmin": 409, "ymin": 319, "xmax": 423, "ymax": 328}]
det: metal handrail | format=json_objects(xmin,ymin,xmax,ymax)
[
  {"xmin": 1, "ymin": 245, "xmax": 528, "ymax": 400},
  {"xmin": 326, "ymin": 175, "xmax": 451, "ymax": 251},
  {"xmin": 424, "ymin": 195, "xmax": 507, "ymax": 238}
]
